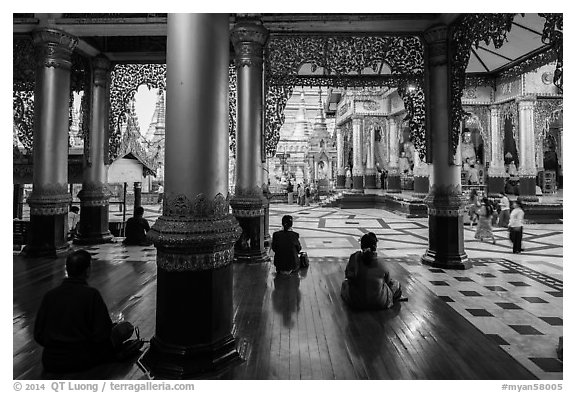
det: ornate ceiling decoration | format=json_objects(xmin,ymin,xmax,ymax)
[{"xmin": 538, "ymin": 13, "xmax": 562, "ymax": 90}]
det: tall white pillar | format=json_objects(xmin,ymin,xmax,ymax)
[
  {"xmin": 387, "ymin": 116, "xmax": 401, "ymax": 192},
  {"xmin": 517, "ymin": 96, "xmax": 538, "ymax": 199},
  {"xmin": 351, "ymin": 117, "xmax": 364, "ymax": 190}
]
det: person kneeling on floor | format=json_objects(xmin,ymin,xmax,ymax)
[
  {"xmin": 34, "ymin": 250, "xmax": 141, "ymax": 373},
  {"xmin": 341, "ymin": 232, "xmax": 403, "ymax": 310}
]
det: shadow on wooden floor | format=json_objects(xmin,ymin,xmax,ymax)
[{"xmin": 13, "ymin": 251, "xmax": 536, "ymax": 380}]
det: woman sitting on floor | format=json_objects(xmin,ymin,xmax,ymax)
[
  {"xmin": 341, "ymin": 232, "xmax": 402, "ymax": 310},
  {"xmin": 271, "ymin": 215, "xmax": 302, "ymax": 275}
]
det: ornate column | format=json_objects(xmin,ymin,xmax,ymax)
[
  {"xmin": 23, "ymin": 29, "xmax": 78, "ymax": 258},
  {"xmin": 364, "ymin": 124, "xmax": 377, "ymax": 188},
  {"xmin": 412, "ymin": 152, "xmax": 430, "ymax": 198},
  {"xmin": 387, "ymin": 116, "xmax": 402, "ymax": 193},
  {"xmin": 229, "ymin": 19, "xmax": 270, "ymax": 263},
  {"xmin": 517, "ymin": 96, "xmax": 538, "ymax": 200},
  {"xmin": 76, "ymin": 55, "xmax": 113, "ymax": 244},
  {"xmin": 141, "ymin": 14, "xmax": 242, "ymax": 378},
  {"xmin": 486, "ymin": 105, "xmax": 506, "ymax": 196},
  {"xmin": 351, "ymin": 117, "xmax": 364, "ymax": 190},
  {"xmin": 335, "ymin": 127, "xmax": 346, "ymax": 188},
  {"xmin": 421, "ymin": 25, "xmax": 470, "ymax": 270}
]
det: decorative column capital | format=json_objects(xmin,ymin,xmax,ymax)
[
  {"xmin": 423, "ymin": 24, "xmax": 448, "ymax": 66},
  {"xmin": 231, "ymin": 21, "xmax": 268, "ymax": 68},
  {"xmin": 92, "ymin": 55, "xmax": 111, "ymax": 87},
  {"xmin": 516, "ymin": 95, "xmax": 537, "ymax": 109},
  {"xmin": 32, "ymin": 28, "xmax": 78, "ymax": 70},
  {"xmin": 489, "ymin": 105, "xmax": 500, "ymax": 114}
]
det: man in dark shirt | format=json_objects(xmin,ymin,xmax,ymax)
[
  {"xmin": 123, "ymin": 206, "xmax": 152, "ymax": 246},
  {"xmin": 34, "ymin": 250, "xmax": 131, "ymax": 373}
]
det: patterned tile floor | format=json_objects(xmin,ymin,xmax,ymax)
[{"xmin": 71, "ymin": 202, "xmax": 564, "ymax": 379}]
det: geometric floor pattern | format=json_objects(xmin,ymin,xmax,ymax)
[{"xmin": 28, "ymin": 202, "xmax": 563, "ymax": 380}]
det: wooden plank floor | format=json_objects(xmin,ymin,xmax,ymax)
[{"xmin": 13, "ymin": 251, "xmax": 536, "ymax": 380}]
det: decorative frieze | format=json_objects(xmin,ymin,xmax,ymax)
[
  {"xmin": 424, "ymin": 184, "xmax": 467, "ymax": 217},
  {"xmin": 27, "ymin": 183, "xmax": 71, "ymax": 215}
]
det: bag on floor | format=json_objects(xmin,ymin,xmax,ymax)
[
  {"xmin": 114, "ymin": 324, "xmax": 145, "ymax": 361},
  {"xmin": 299, "ymin": 252, "xmax": 309, "ymax": 269}
]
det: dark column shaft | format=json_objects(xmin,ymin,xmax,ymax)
[{"xmin": 141, "ymin": 13, "xmax": 242, "ymax": 379}]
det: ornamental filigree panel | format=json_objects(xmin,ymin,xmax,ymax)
[
  {"xmin": 229, "ymin": 64, "xmax": 237, "ymax": 154},
  {"xmin": 109, "ymin": 64, "xmax": 167, "ymax": 161},
  {"xmin": 13, "ymin": 91, "xmax": 34, "ymax": 153},
  {"xmin": 264, "ymin": 84, "xmax": 293, "ymax": 157},
  {"xmin": 266, "ymin": 35, "xmax": 424, "ymax": 81},
  {"xmin": 449, "ymin": 14, "xmax": 516, "ymax": 162},
  {"xmin": 398, "ymin": 85, "xmax": 427, "ymax": 162},
  {"xmin": 534, "ymin": 99, "xmax": 563, "ymax": 144},
  {"xmin": 539, "ymin": 13, "xmax": 562, "ymax": 90}
]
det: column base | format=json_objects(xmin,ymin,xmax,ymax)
[
  {"xmin": 22, "ymin": 213, "xmax": 70, "ymax": 258},
  {"xmin": 141, "ymin": 334, "xmax": 244, "ymax": 379},
  {"xmin": 352, "ymin": 175, "xmax": 364, "ymax": 190},
  {"xmin": 140, "ymin": 263, "xmax": 244, "ymax": 379},
  {"xmin": 364, "ymin": 174, "xmax": 377, "ymax": 189},
  {"xmin": 232, "ymin": 215, "xmax": 270, "ymax": 263},
  {"xmin": 336, "ymin": 175, "xmax": 346, "ymax": 188},
  {"xmin": 421, "ymin": 214, "xmax": 471, "ymax": 270},
  {"xmin": 519, "ymin": 176, "xmax": 537, "ymax": 198},
  {"xmin": 414, "ymin": 176, "xmax": 429, "ymax": 195},
  {"xmin": 487, "ymin": 176, "xmax": 506, "ymax": 197},
  {"xmin": 74, "ymin": 204, "xmax": 113, "ymax": 245},
  {"xmin": 387, "ymin": 174, "xmax": 401, "ymax": 193}
]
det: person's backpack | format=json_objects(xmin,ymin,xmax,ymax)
[{"xmin": 299, "ymin": 252, "xmax": 309, "ymax": 269}]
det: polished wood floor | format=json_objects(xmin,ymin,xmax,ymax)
[{"xmin": 14, "ymin": 248, "xmax": 536, "ymax": 380}]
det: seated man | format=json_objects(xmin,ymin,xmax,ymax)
[
  {"xmin": 123, "ymin": 206, "xmax": 152, "ymax": 246},
  {"xmin": 271, "ymin": 215, "xmax": 302, "ymax": 274},
  {"xmin": 34, "ymin": 250, "xmax": 133, "ymax": 373},
  {"xmin": 341, "ymin": 232, "xmax": 402, "ymax": 310}
]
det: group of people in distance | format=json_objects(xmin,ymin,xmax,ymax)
[
  {"xmin": 285, "ymin": 180, "xmax": 312, "ymax": 206},
  {"xmin": 468, "ymin": 191, "xmax": 525, "ymax": 253}
]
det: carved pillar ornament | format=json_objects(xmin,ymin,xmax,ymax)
[
  {"xmin": 335, "ymin": 127, "xmax": 346, "ymax": 188},
  {"xmin": 351, "ymin": 117, "xmax": 364, "ymax": 190},
  {"xmin": 486, "ymin": 105, "xmax": 506, "ymax": 196},
  {"xmin": 422, "ymin": 24, "xmax": 470, "ymax": 270},
  {"xmin": 230, "ymin": 19, "xmax": 270, "ymax": 263},
  {"xmin": 23, "ymin": 28, "xmax": 78, "ymax": 257},
  {"xmin": 141, "ymin": 14, "xmax": 243, "ymax": 379},
  {"xmin": 517, "ymin": 96, "xmax": 538, "ymax": 199},
  {"xmin": 364, "ymin": 124, "xmax": 377, "ymax": 188},
  {"xmin": 387, "ymin": 116, "xmax": 401, "ymax": 193},
  {"xmin": 76, "ymin": 55, "xmax": 113, "ymax": 244}
]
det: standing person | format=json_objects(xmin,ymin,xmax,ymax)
[
  {"xmin": 34, "ymin": 250, "xmax": 136, "ymax": 373},
  {"xmin": 475, "ymin": 197, "xmax": 496, "ymax": 244},
  {"xmin": 157, "ymin": 183, "xmax": 164, "ymax": 213},
  {"xmin": 467, "ymin": 189, "xmax": 480, "ymax": 226},
  {"xmin": 380, "ymin": 169, "xmax": 387, "ymax": 190},
  {"xmin": 271, "ymin": 215, "xmax": 302, "ymax": 275},
  {"xmin": 468, "ymin": 164, "xmax": 480, "ymax": 185},
  {"xmin": 68, "ymin": 206, "xmax": 80, "ymax": 240},
  {"xmin": 297, "ymin": 184, "xmax": 305, "ymax": 206},
  {"xmin": 305, "ymin": 184, "xmax": 311, "ymax": 206},
  {"xmin": 345, "ymin": 167, "xmax": 352, "ymax": 189},
  {"xmin": 341, "ymin": 232, "xmax": 403, "ymax": 310},
  {"xmin": 123, "ymin": 206, "xmax": 152, "ymax": 246},
  {"xmin": 509, "ymin": 200, "xmax": 525, "ymax": 254},
  {"xmin": 286, "ymin": 181, "xmax": 294, "ymax": 204},
  {"xmin": 498, "ymin": 192, "xmax": 511, "ymax": 227}
]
